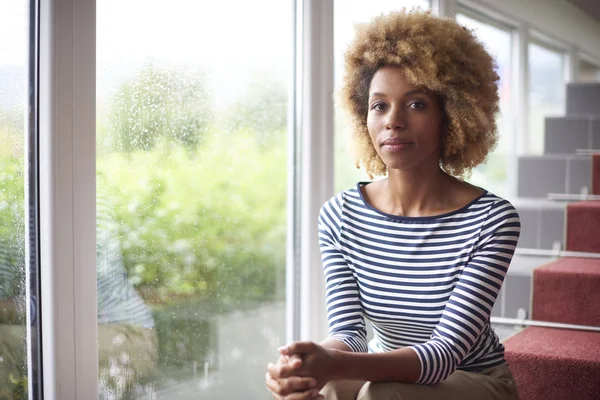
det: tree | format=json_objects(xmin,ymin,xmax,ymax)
[
  {"xmin": 107, "ymin": 64, "xmax": 212, "ymax": 153},
  {"xmin": 226, "ymin": 71, "xmax": 287, "ymax": 145}
]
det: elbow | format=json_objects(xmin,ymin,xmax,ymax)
[
  {"xmin": 328, "ymin": 333, "xmax": 368, "ymax": 353},
  {"xmin": 414, "ymin": 341, "xmax": 461, "ymax": 384},
  {"xmin": 426, "ymin": 363, "xmax": 458, "ymax": 384}
]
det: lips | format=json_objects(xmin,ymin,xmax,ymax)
[{"xmin": 382, "ymin": 138, "xmax": 412, "ymax": 146}]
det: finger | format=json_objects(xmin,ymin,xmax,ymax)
[
  {"xmin": 278, "ymin": 354, "xmax": 302, "ymax": 369},
  {"xmin": 278, "ymin": 354, "xmax": 290, "ymax": 365},
  {"xmin": 265, "ymin": 373, "xmax": 283, "ymax": 398},
  {"xmin": 279, "ymin": 341, "xmax": 316, "ymax": 356},
  {"xmin": 277, "ymin": 376, "xmax": 318, "ymax": 396},
  {"xmin": 268, "ymin": 360, "xmax": 303, "ymax": 379},
  {"xmin": 267, "ymin": 388, "xmax": 282, "ymax": 400}
]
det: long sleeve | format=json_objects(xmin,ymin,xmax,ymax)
[
  {"xmin": 318, "ymin": 195, "xmax": 368, "ymax": 353},
  {"xmin": 408, "ymin": 199, "xmax": 520, "ymax": 384}
]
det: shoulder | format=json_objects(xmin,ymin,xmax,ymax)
[
  {"xmin": 319, "ymin": 184, "xmax": 363, "ymax": 219},
  {"xmin": 476, "ymin": 193, "xmax": 521, "ymax": 238},
  {"xmin": 482, "ymin": 193, "xmax": 520, "ymax": 220}
]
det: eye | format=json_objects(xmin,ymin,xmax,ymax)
[
  {"xmin": 409, "ymin": 101, "xmax": 426, "ymax": 109},
  {"xmin": 371, "ymin": 102, "xmax": 387, "ymax": 111}
]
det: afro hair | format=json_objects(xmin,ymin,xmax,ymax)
[{"xmin": 338, "ymin": 10, "xmax": 500, "ymax": 178}]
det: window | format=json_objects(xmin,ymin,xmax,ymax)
[
  {"xmin": 334, "ymin": 0, "xmax": 430, "ymax": 192},
  {"xmin": 578, "ymin": 59, "xmax": 600, "ymax": 82},
  {"xmin": 456, "ymin": 12, "xmax": 514, "ymax": 197},
  {"xmin": 97, "ymin": 0, "xmax": 291, "ymax": 398},
  {"xmin": 528, "ymin": 42, "xmax": 566, "ymax": 155}
]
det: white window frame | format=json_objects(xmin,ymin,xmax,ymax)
[
  {"xmin": 40, "ymin": 0, "xmax": 307, "ymax": 397},
  {"xmin": 40, "ymin": 0, "xmax": 98, "ymax": 398},
  {"xmin": 454, "ymin": 5, "xmax": 521, "ymax": 198},
  {"xmin": 299, "ymin": 0, "xmax": 334, "ymax": 342}
]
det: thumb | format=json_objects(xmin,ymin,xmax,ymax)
[{"xmin": 278, "ymin": 341, "xmax": 316, "ymax": 356}]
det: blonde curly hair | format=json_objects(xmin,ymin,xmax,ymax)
[{"xmin": 338, "ymin": 10, "xmax": 500, "ymax": 178}]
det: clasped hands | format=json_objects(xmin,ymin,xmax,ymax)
[{"xmin": 265, "ymin": 341, "xmax": 338, "ymax": 400}]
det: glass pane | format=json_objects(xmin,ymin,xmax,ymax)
[
  {"xmin": 578, "ymin": 59, "xmax": 600, "ymax": 82},
  {"xmin": 97, "ymin": 0, "xmax": 290, "ymax": 398},
  {"xmin": 456, "ymin": 13, "xmax": 513, "ymax": 197},
  {"xmin": 334, "ymin": 0, "xmax": 431, "ymax": 192},
  {"xmin": 0, "ymin": 1, "xmax": 29, "ymax": 398},
  {"xmin": 528, "ymin": 43, "xmax": 565, "ymax": 155}
]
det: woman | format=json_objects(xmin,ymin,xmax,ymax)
[{"xmin": 266, "ymin": 9, "xmax": 521, "ymax": 400}]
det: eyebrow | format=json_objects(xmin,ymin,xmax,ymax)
[{"xmin": 369, "ymin": 89, "xmax": 430, "ymax": 99}]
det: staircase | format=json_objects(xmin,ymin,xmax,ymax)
[{"xmin": 502, "ymin": 82, "xmax": 600, "ymax": 400}]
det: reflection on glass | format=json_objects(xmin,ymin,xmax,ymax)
[
  {"xmin": 528, "ymin": 42, "xmax": 565, "ymax": 155},
  {"xmin": 334, "ymin": 0, "xmax": 430, "ymax": 192},
  {"xmin": 578, "ymin": 59, "xmax": 600, "ymax": 83},
  {"xmin": 0, "ymin": 1, "xmax": 28, "ymax": 399},
  {"xmin": 456, "ymin": 13, "xmax": 513, "ymax": 197},
  {"xmin": 97, "ymin": 0, "xmax": 289, "ymax": 398}
]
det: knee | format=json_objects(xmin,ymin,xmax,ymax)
[
  {"xmin": 357, "ymin": 382, "xmax": 404, "ymax": 400},
  {"xmin": 320, "ymin": 379, "xmax": 363, "ymax": 400},
  {"xmin": 321, "ymin": 380, "xmax": 345, "ymax": 398}
]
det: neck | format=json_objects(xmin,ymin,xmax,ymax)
[{"xmin": 383, "ymin": 164, "xmax": 452, "ymax": 217}]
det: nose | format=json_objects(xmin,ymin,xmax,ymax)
[{"xmin": 384, "ymin": 105, "xmax": 406, "ymax": 130}]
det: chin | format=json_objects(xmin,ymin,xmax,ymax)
[{"xmin": 385, "ymin": 162, "xmax": 419, "ymax": 172}]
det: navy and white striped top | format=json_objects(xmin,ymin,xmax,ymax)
[{"xmin": 318, "ymin": 183, "xmax": 520, "ymax": 384}]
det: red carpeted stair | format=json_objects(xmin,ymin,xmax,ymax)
[
  {"xmin": 504, "ymin": 327, "xmax": 600, "ymax": 400},
  {"xmin": 593, "ymin": 154, "xmax": 600, "ymax": 195},
  {"xmin": 531, "ymin": 258, "xmax": 600, "ymax": 326},
  {"xmin": 504, "ymin": 257, "xmax": 600, "ymax": 400},
  {"xmin": 566, "ymin": 201, "xmax": 600, "ymax": 253},
  {"xmin": 504, "ymin": 160, "xmax": 600, "ymax": 398}
]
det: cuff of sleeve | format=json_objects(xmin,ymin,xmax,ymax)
[
  {"xmin": 407, "ymin": 344, "xmax": 427, "ymax": 384},
  {"xmin": 329, "ymin": 334, "xmax": 368, "ymax": 353}
]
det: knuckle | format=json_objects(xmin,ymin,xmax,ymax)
[{"xmin": 280, "ymin": 379, "xmax": 294, "ymax": 394}]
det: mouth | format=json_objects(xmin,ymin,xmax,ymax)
[{"xmin": 382, "ymin": 138, "xmax": 414, "ymax": 151}]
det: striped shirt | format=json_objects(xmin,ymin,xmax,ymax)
[
  {"xmin": 318, "ymin": 183, "xmax": 520, "ymax": 384},
  {"xmin": 1, "ymin": 196, "xmax": 154, "ymax": 328}
]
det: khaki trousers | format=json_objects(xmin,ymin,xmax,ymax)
[{"xmin": 321, "ymin": 363, "xmax": 520, "ymax": 400}]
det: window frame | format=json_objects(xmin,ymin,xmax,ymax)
[
  {"xmin": 39, "ymin": 0, "xmax": 98, "ymax": 398},
  {"xmin": 455, "ymin": 6, "xmax": 520, "ymax": 198},
  {"xmin": 526, "ymin": 38, "xmax": 569, "ymax": 155},
  {"xmin": 26, "ymin": 0, "xmax": 43, "ymax": 396},
  {"xmin": 39, "ymin": 0, "xmax": 304, "ymax": 397},
  {"xmin": 299, "ymin": 0, "xmax": 334, "ymax": 342}
]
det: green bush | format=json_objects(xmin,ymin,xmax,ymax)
[{"xmin": 97, "ymin": 129, "xmax": 287, "ymax": 305}]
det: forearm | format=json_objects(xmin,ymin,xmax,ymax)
[
  {"xmin": 330, "ymin": 346, "xmax": 421, "ymax": 383},
  {"xmin": 320, "ymin": 337, "xmax": 352, "ymax": 352}
]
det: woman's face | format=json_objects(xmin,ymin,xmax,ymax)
[{"xmin": 366, "ymin": 66, "xmax": 445, "ymax": 173}]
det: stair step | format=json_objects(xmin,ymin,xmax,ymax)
[
  {"xmin": 566, "ymin": 82, "xmax": 600, "ymax": 117},
  {"xmin": 566, "ymin": 201, "xmax": 600, "ymax": 252},
  {"xmin": 532, "ymin": 257, "xmax": 600, "ymax": 326},
  {"xmin": 517, "ymin": 155, "xmax": 591, "ymax": 198},
  {"xmin": 544, "ymin": 117, "xmax": 600, "ymax": 155},
  {"xmin": 504, "ymin": 327, "xmax": 600, "ymax": 400},
  {"xmin": 513, "ymin": 199, "xmax": 565, "ymax": 250},
  {"xmin": 593, "ymin": 154, "xmax": 600, "ymax": 195},
  {"xmin": 493, "ymin": 254, "xmax": 555, "ymax": 319}
]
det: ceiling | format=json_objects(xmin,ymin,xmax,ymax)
[{"xmin": 568, "ymin": 0, "xmax": 600, "ymax": 22}]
